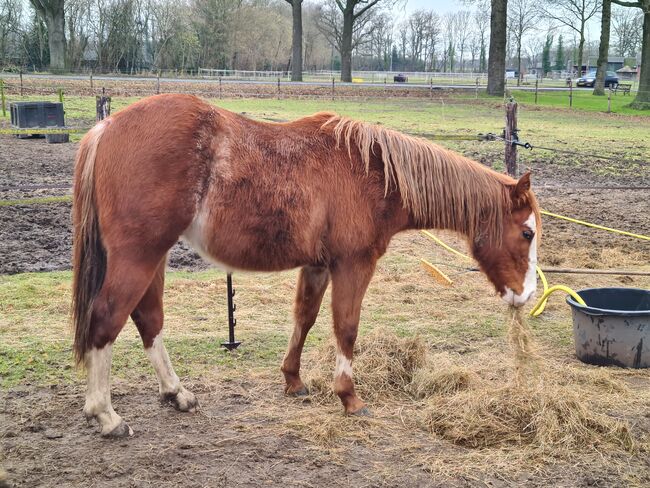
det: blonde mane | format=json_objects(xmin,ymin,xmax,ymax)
[{"xmin": 321, "ymin": 115, "xmax": 539, "ymax": 245}]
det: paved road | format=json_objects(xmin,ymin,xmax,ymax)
[{"xmin": 1, "ymin": 72, "xmax": 600, "ymax": 92}]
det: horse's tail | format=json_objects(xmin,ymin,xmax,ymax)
[{"xmin": 72, "ymin": 121, "xmax": 109, "ymax": 364}]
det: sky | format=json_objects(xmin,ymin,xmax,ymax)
[{"xmin": 401, "ymin": 0, "xmax": 464, "ymax": 15}]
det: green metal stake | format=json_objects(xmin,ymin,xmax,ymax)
[
  {"xmin": 58, "ymin": 88, "xmax": 64, "ymax": 103},
  {"xmin": 0, "ymin": 79, "xmax": 6, "ymax": 117}
]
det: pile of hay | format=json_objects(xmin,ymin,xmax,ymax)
[
  {"xmin": 421, "ymin": 384, "xmax": 633, "ymax": 450},
  {"xmin": 303, "ymin": 315, "xmax": 636, "ymax": 454}
]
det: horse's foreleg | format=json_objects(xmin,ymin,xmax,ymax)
[
  {"xmin": 83, "ymin": 252, "xmax": 162, "ymax": 437},
  {"xmin": 131, "ymin": 258, "xmax": 197, "ymax": 412},
  {"xmin": 329, "ymin": 257, "xmax": 376, "ymax": 415},
  {"xmin": 282, "ymin": 265, "xmax": 330, "ymax": 396}
]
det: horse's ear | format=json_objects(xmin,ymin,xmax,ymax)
[{"xmin": 513, "ymin": 172, "xmax": 531, "ymax": 197}]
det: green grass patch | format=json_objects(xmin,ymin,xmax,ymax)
[{"xmin": 0, "ymin": 195, "xmax": 72, "ymax": 207}]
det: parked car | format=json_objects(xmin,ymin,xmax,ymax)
[
  {"xmin": 393, "ymin": 74, "xmax": 408, "ymax": 83},
  {"xmin": 576, "ymin": 70, "xmax": 619, "ymax": 88}
]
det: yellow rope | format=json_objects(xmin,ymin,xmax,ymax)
[
  {"xmin": 420, "ymin": 230, "xmax": 472, "ymax": 260},
  {"xmin": 540, "ymin": 210, "xmax": 650, "ymax": 241}
]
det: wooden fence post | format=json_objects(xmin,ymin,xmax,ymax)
[
  {"xmin": 504, "ymin": 99, "xmax": 518, "ymax": 177},
  {"xmin": 475, "ymin": 77, "xmax": 479, "ymax": 99},
  {"xmin": 219, "ymin": 76, "xmax": 222, "ymax": 99},
  {"xmin": 156, "ymin": 71, "xmax": 161, "ymax": 94},
  {"xmin": 19, "ymin": 70, "xmax": 23, "ymax": 97},
  {"xmin": 569, "ymin": 79, "xmax": 573, "ymax": 107},
  {"xmin": 90, "ymin": 71, "xmax": 93, "ymax": 90},
  {"xmin": 607, "ymin": 87, "xmax": 612, "ymax": 113},
  {"xmin": 96, "ymin": 88, "xmax": 111, "ymax": 121},
  {"xmin": 277, "ymin": 77, "xmax": 281, "ymax": 99},
  {"xmin": 331, "ymin": 77, "xmax": 335, "ymax": 99},
  {"xmin": 534, "ymin": 78, "xmax": 539, "ymax": 104},
  {"xmin": 0, "ymin": 79, "xmax": 6, "ymax": 117}
]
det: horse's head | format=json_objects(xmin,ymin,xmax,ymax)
[{"xmin": 471, "ymin": 172, "xmax": 540, "ymax": 307}]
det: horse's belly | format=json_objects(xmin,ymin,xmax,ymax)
[{"xmin": 181, "ymin": 204, "xmax": 321, "ymax": 272}]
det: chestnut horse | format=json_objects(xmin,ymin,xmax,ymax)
[{"xmin": 72, "ymin": 94, "xmax": 540, "ymax": 437}]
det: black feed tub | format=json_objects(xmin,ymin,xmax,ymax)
[{"xmin": 567, "ymin": 288, "xmax": 650, "ymax": 368}]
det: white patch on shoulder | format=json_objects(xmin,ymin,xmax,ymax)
[
  {"xmin": 335, "ymin": 353, "xmax": 353, "ymax": 378},
  {"xmin": 181, "ymin": 203, "xmax": 236, "ymax": 272}
]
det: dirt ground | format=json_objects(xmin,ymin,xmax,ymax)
[{"xmin": 1, "ymin": 117, "xmax": 649, "ymax": 487}]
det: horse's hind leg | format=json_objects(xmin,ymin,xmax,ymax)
[
  {"xmin": 83, "ymin": 251, "xmax": 165, "ymax": 437},
  {"xmin": 281, "ymin": 266, "xmax": 330, "ymax": 395},
  {"xmin": 131, "ymin": 258, "xmax": 197, "ymax": 412}
]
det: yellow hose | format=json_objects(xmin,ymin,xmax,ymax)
[{"xmin": 529, "ymin": 285, "xmax": 586, "ymax": 317}]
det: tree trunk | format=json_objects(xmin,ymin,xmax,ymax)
[
  {"xmin": 30, "ymin": 0, "xmax": 67, "ymax": 72},
  {"xmin": 631, "ymin": 8, "xmax": 650, "ymax": 106},
  {"xmin": 487, "ymin": 0, "xmax": 507, "ymax": 96},
  {"xmin": 577, "ymin": 28, "xmax": 585, "ymax": 77},
  {"xmin": 594, "ymin": 0, "xmax": 611, "ymax": 96},
  {"xmin": 516, "ymin": 39, "xmax": 522, "ymax": 87},
  {"xmin": 290, "ymin": 0, "xmax": 303, "ymax": 82},
  {"xmin": 340, "ymin": 7, "xmax": 354, "ymax": 82},
  {"xmin": 46, "ymin": 10, "xmax": 66, "ymax": 72}
]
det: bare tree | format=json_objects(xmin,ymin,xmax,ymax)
[
  {"xmin": 328, "ymin": 0, "xmax": 396, "ymax": 82},
  {"xmin": 611, "ymin": 0, "xmax": 650, "ymax": 107},
  {"xmin": 30, "ymin": 0, "xmax": 67, "ymax": 70},
  {"xmin": 0, "ymin": 0, "xmax": 23, "ymax": 65},
  {"xmin": 612, "ymin": 4, "xmax": 643, "ymax": 56},
  {"xmin": 538, "ymin": 0, "xmax": 600, "ymax": 76},
  {"xmin": 285, "ymin": 0, "xmax": 303, "ymax": 81},
  {"xmin": 508, "ymin": 0, "xmax": 537, "ymax": 85},
  {"xmin": 317, "ymin": 0, "xmax": 381, "ymax": 77}
]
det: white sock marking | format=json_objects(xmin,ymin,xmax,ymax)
[
  {"xmin": 145, "ymin": 334, "xmax": 181, "ymax": 395},
  {"xmin": 335, "ymin": 353, "xmax": 353, "ymax": 378},
  {"xmin": 84, "ymin": 345, "xmax": 131, "ymax": 435}
]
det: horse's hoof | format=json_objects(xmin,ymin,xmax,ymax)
[
  {"xmin": 286, "ymin": 386, "xmax": 309, "ymax": 397},
  {"xmin": 349, "ymin": 406, "xmax": 372, "ymax": 417},
  {"xmin": 162, "ymin": 388, "xmax": 198, "ymax": 412},
  {"xmin": 102, "ymin": 420, "xmax": 133, "ymax": 438}
]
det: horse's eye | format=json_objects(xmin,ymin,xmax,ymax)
[{"xmin": 522, "ymin": 230, "xmax": 534, "ymax": 241}]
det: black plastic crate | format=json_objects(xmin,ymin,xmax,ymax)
[{"xmin": 9, "ymin": 101, "xmax": 68, "ymax": 142}]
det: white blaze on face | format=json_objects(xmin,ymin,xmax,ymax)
[
  {"xmin": 335, "ymin": 353, "xmax": 353, "ymax": 379},
  {"xmin": 502, "ymin": 212, "xmax": 538, "ymax": 307}
]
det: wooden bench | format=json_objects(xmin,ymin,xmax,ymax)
[{"xmin": 613, "ymin": 83, "xmax": 632, "ymax": 95}]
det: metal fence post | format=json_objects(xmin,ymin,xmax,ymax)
[
  {"xmin": 19, "ymin": 70, "xmax": 23, "ymax": 97},
  {"xmin": 57, "ymin": 88, "xmax": 64, "ymax": 104}
]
